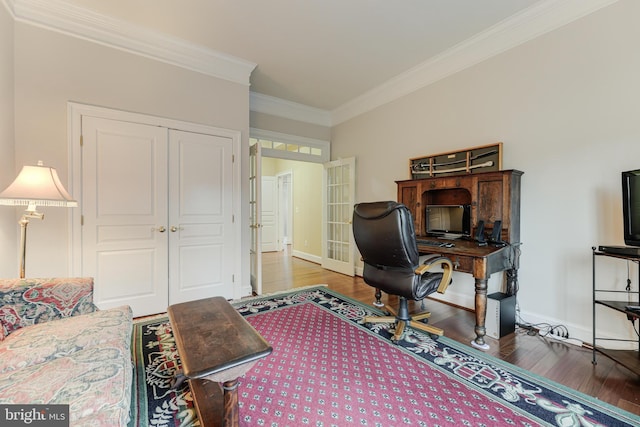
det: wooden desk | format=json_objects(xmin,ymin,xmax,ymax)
[
  {"xmin": 417, "ymin": 239, "xmax": 520, "ymax": 349},
  {"xmin": 168, "ymin": 297, "xmax": 272, "ymax": 427},
  {"xmin": 398, "ymin": 169, "xmax": 523, "ymax": 349}
]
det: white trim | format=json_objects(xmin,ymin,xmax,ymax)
[
  {"xmin": 250, "ymin": 128, "xmax": 330, "ymax": 164},
  {"xmin": 67, "ymin": 102, "xmax": 244, "ymax": 299},
  {"xmin": 7, "ymin": 0, "xmax": 256, "ymax": 85},
  {"xmin": 331, "ymin": 0, "xmax": 619, "ymax": 124},
  {"xmin": 291, "ymin": 249, "xmax": 321, "ymax": 265},
  {"xmin": 1, "ymin": 0, "xmax": 14, "ymax": 17},
  {"xmin": 4, "ymin": 0, "xmax": 618, "ymax": 125},
  {"xmin": 250, "ymin": 92, "xmax": 332, "ymax": 127}
]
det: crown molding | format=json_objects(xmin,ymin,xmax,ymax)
[
  {"xmin": 3, "ymin": 0, "xmax": 620, "ymax": 126},
  {"xmin": 1, "ymin": 0, "xmax": 14, "ymax": 18},
  {"xmin": 5, "ymin": 0, "xmax": 256, "ymax": 86},
  {"xmin": 331, "ymin": 0, "xmax": 620, "ymax": 125},
  {"xmin": 250, "ymin": 92, "xmax": 332, "ymax": 127}
]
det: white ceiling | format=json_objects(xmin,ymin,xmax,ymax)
[
  {"xmin": 5, "ymin": 0, "xmax": 619, "ymax": 124},
  {"xmin": 55, "ymin": 0, "xmax": 539, "ymax": 111}
]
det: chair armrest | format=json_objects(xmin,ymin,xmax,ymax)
[{"xmin": 415, "ymin": 256, "xmax": 453, "ymax": 294}]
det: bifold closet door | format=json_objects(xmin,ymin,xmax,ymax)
[{"xmin": 82, "ymin": 117, "xmax": 170, "ymax": 316}]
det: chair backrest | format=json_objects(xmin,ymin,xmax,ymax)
[{"xmin": 352, "ymin": 201, "xmax": 419, "ymax": 271}]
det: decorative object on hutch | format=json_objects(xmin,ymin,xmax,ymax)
[
  {"xmin": 397, "ymin": 168, "xmax": 523, "ymax": 350},
  {"xmin": 0, "ymin": 161, "xmax": 77, "ymax": 278},
  {"xmin": 409, "ymin": 143, "xmax": 502, "ymax": 179}
]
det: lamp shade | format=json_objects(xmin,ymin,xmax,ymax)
[{"xmin": 0, "ymin": 161, "xmax": 77, "ymax": 208}]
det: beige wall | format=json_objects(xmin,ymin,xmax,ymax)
[
  {"xmin": 0, "ymin": 5, "xmax": 16, "ymax": 277},
  {"xmin": 332, "ymin": 0, "xmax": 640, "ymax": 345},
  {"xmin": 262, "ymin": 157, "xmax": 323, "ymax": 258},
  {"xmin": 10, "ymin": 22, "xmax": 251, "ymax": 282}
]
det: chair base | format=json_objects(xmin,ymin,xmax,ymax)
[{"xmin": 364, "ymin": 302, "xmax": 444, "ymax": 343}]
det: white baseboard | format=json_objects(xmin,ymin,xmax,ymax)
[{"xmin": 291, "ymin": 250, "xmax": 322, "ymax": 265}]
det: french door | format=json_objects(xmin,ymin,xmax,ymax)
[
  {"xmin": 249, "ymin": 142, "xmax": 262, "ymax": 295},
  {"xmin": 261, "ymin": 176, "xmax": 278, "ymax": 252},
  {"xmin": 322, "ymin": 157, "xmax": 356, "ymax": 276}
]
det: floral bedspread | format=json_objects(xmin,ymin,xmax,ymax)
[{"xmin": 0, "ymin": 278, "xmax": 133, "ymax": 426}]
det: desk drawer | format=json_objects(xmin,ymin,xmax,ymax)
[{"xmin": 450, "ymin": 255, "xmax": 473, "ymax": 274}]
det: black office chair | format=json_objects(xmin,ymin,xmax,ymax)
[{"xmin": 352, "ymin": 201, "xmax": 453, "ymax": 342}]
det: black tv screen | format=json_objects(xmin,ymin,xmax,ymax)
[
  {"xmin": 622, "ymin": 169, "xmax": 640, "ymax": 247},
  {"xmin": 425, "ymin": 204, "xmax": 471, "ymax": 238}
]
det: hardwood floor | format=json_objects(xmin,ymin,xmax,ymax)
[{"xmin": 262, "ymin": 249, "xmax": 640, "ymax": 417}]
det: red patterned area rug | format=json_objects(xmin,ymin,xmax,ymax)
[{"xmin": 129, "ymin": 286, "xmax": 638, "ymax": 426}]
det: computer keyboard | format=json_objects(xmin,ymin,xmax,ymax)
[{"xmin": 416, "ymin": 239, "xmax": 455, "ymax": 248}]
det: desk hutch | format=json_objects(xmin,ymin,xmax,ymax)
[{"xmin": 396, "ymin": 169, "xmax": 523, "ymax": 349}]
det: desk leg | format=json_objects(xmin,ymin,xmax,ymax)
[
  {"xmin": 506, "ymin": 268, "xmax": 519, "ymax": 296},
  {"xmin": 222, "ymin": 379, "xmax": 239, "ymax": 427},
  {"xmin": 471, "ymin": 278, "xmax": 490, "ymax": 350}
]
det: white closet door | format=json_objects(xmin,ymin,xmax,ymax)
[
  {"xmin": 81, "ymin": 116, "xmax": 169, "ymax": 315},
  {"xmin": 168, "ymin": 130, "xmax": 235, "ymax": 303}
]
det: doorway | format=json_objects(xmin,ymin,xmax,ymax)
[
  {"xmin": 250, "ymin": 129, "xmax": 331, "ymax": 295},
  {"xmin": 260, "ymin": 157, "xmax": 323, "ymax": 294}
]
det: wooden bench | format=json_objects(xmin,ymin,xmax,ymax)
[{"xmin": 168, "ymin": 296, "xmax": 272, "ymax": 427}]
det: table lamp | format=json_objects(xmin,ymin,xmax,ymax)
[{"xmin": 0, "ymin": 161, "xmax": 77, "ymax": 278}]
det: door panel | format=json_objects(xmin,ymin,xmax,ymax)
[
  {"xmin": 168, "ymin": 129, "xmax": 234, "ymax": 303},
  {"xmin": 82, "ymin": 116, "xmax": 169, "ymax": 315},
  {"xmin": 261, "ymin": 176, "xmax": 278, "ymax": 252}
]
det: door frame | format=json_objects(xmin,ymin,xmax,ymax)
[{"xmin": 67, "ymin": 102, "xmax": 244, "ymax": 299}]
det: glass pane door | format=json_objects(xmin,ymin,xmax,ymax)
[
  {"xmin": 322, "ymin": 157, "xmax": 355, "ymax": 276},
  {"xmin": 249, "ymin": 142, "xmax": 262, "ymax": 294}
]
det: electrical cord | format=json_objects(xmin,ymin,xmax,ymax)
[{"xmin": 515, "ymin": 299, "xmax": 570, "ymax": 339}]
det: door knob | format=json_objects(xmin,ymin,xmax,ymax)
[
  {"xmin": 170, "ymin": 226, "xmax": 183, "ymax": 232},
  {"xmin": 154, "ymin": 226, "xmax": 166, "ymax": 233}
]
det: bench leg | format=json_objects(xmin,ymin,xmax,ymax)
[
  {"xmin": 222, "ymin": 379, "xmax": 239, "ymax": 427},
  {"xmin": 171, "ymin": 370, "xmax": 187, "ymax": 390}
]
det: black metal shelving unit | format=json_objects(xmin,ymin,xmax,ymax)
[{"xmin": 592, "ymin": 247, "xmax": 640, "ymax": 375}]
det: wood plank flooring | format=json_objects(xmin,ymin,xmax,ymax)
[{"xmin": 261, "ymin": 249, "xmax": 640, "ymax": 417}]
